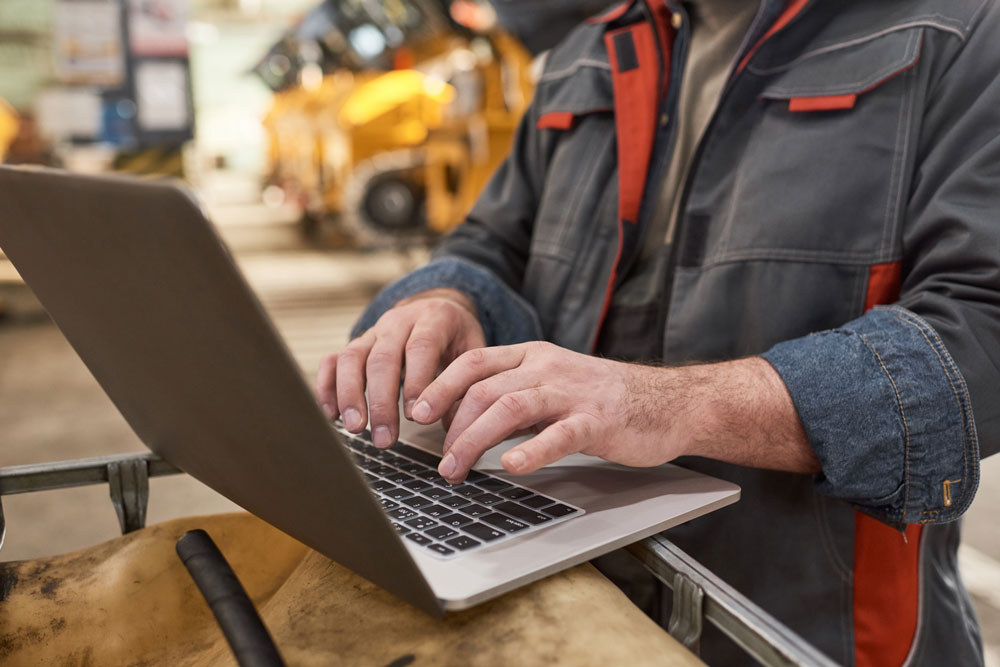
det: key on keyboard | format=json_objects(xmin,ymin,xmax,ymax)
[{"xmin": 335, "ymin": 425, "xmax": 584, "ymax": 559}]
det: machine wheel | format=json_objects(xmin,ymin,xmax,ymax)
[
  {"xmin": 361, "ymin": 175, "xmax": 420, "ymax": 232},
  {"xmin": 342, "ymin": 150, "xmax": 430, "ymax": 248}
]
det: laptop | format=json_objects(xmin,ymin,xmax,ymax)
[{"xmin": 0, "ymin": 166, "xmax": 739, "ymax": 615}]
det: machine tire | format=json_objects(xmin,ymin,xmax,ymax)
[{"xmin": 342, "ymin": 150, "xmax": 430, "ymax": 248}]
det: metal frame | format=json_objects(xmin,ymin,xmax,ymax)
[
  {"xmin": 628, "ymin": 536, "xmax": 839, "ymax": 667},
  {"xmin": 0, "ymin": 453, "xmax": 182, "ymax": 539},
  {"xmin": 1, "ymin": 454, "xmax": 835, "ymax": 666}
]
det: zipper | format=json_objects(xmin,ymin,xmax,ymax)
[
  {"xmin": 591, "ymin": 0, "xmax": 686, "ymax": 353},
  {"xmin": 610, "ymin": 0, "xmax": 689, "ymax": 288}
]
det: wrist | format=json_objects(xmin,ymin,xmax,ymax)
[
  {"xmin": 396, "ymin": 288, "xmax": 477, "ymax": 317},
  {"xmin": 622, "ymin": 362, "xmax": 702, "ymax": 462},
  {"xmin": 678, "ymin": 357, "xmax": 817, "ymax": 473}
]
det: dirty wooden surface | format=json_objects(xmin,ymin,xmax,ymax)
[{"xmin": 0, "ymin": 512, "xmax": 703, "ymax": 666}]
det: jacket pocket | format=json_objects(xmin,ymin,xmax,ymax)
[
  {"xmin": 753, "ymin": 27, "xmax": 923, "ymax": 109},
  {"xmin": 529, "ymin": 61, "xmax": 616, "ymax": 264},
  {"xmin": 533, "ymin": 60, "xmax": 615, "ymax": 123},
  {"xmin": 688, "ymin": 27, "xmax": 924, "ymax": 268},
  {"xmin": 522, "ymin": 61, "xmax": 619, "ymax": 349}
]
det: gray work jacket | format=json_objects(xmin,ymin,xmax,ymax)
[{"xmin": 356, "ymin": 0, "xmax": 999, "ymax": 663}]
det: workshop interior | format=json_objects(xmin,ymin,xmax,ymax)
[{"xmin": 0, "ymin": 0, "xmax": 998, "ymax": 665}]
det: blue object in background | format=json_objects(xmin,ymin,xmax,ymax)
[{"xmin": 99, "ymin": 95, "xmax": 139, "ymax": 147}]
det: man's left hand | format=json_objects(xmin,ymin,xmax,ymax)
[
  {"xmin": 409, "ymin": 342, "xmax": 820, "ymax": 483},
  {"xmin": 410, "ymin": 342, "xmax": 684, "ymax": 482}
]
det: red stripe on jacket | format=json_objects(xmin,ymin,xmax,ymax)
[
  {"xmin": 591, "ymin": 16, "xmax": 672, "ymax": 353},
  {"xmin": 855, "ymin": 260, "xmax": 921, "ymax": 667}
]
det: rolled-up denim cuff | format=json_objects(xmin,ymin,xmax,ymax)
[
  {"xmin": 762, "ymin": 306, "xmax": 980, "ymax": 526},
  {"xmin": 351, "ymin": 257, "xmax": 543, "ymax": 347}
]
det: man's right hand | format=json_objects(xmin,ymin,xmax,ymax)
[{"xmin": 315, "ymin": 288, "xmax": 486, "ymax": 449}]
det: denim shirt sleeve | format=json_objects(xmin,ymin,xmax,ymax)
[
  {"xmin": 350, "ymin": 256, "xmax": 543, "ymax": 346},
  {"xmin": 762, "ymin": 306, "xmax": 980, "ymax": 527}
]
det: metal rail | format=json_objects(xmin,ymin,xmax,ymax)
[
  {"xmin": 0, "ymin": 453, "xmax": 182, "ymax": 535},
  {"xmin": 628, "ymin": 535, "xmax": 839, "ymax": 667},
  {"xmin": 1, "ymin": 454, "xmax": 835, "ymax": 666}
]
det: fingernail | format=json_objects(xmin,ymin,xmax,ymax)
[
  {"xmin": 404, "ymin": 399, "xmax": 415, "ymax": 420},
  {"xmin": 344, "ymin": 408, "xmax": 362, "ymax": 431},
  {"xmin": 439, "ymin": 453, "xmax": 456, "ymax": 478},
  {"xmin": 374, "ymin": 426, "xmax": 392, "ymax": 448},
  {"xmin": 506, "ymin": 450, "xmax": 526, "ymax": 472},
  {"xmin": 321, "ymin": 403, "xmax": 335, "ymax": 419},
  {"xmin": 412, "ymin": 401, "xmax": 431, "ymax": 423}
]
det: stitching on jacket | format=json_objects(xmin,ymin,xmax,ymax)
[
  {"xmin": 966, "ymin": 0, "xmax": 992, "ymax": 37},
  {"xmin": 555, "ymin": 127, "xmax": 614, "ymax": 250},
  {"xmin": 880, "ymin": 45, "xmax": 917, "ymax": 258},
  {"xmin": 885, "ymin": 58, "xmax": 921, "ymax": 259},
  {"xmin": 702, "ymin": 246, "xmax": 891, "ymax": 267},
  {"xmin": 840, "ymin": 559, "xmax": 855, "ymax": 667},
  {"xmin": 538, "ymin": 59, "xmax": 611, "ymax": 83},
  {"xmin": 748, "ymin": 17, "xmax": 965, "ymax": 77},
  {"xmin": 850, "ymin": 261, "xmax": 868, "ymax": 315},
  {"xmin": 887, "ymin": 308, "xmax": 975, "ymax": 510},
  {"xmin": 887, "ymin": 309, "xmax": 968, "ymax": 475},
  {"xmin": 878, "ymin": 52, "xmax": 907, "ymax": 256},
  {"xmin": 813, "ymin": 493, "xmax": 852, "ymax": 583},
  {"xmin": 900, "ymin": 527, "xmax": 929, "ymax": 667},
  {"xmin": 714, "ymin": 157, "xmax": 746, "ymax": 259},
  {"xmin": 760, "ymin": 30, "xmax": 920, "ymax": 97},
  {"xmin": 889, "ymin": 309, "xmax": 973, "ymax": 512},
  {"xmin": 858, "ymin": 332, "xmax": 912, "ymax": 520}
]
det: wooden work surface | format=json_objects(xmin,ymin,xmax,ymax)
[{"xmin": 0, "ymin": 513, "xmax": 702, "ymax": 666}]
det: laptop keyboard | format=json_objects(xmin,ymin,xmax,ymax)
[{"xmin": 336, "ymin": 426, "xmax": 584, "ymax": 559}]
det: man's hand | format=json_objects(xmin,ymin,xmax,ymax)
[
  {"xmin": 408, "ymin": 342, "xmax": 820, "ymax": 483},
  {"xmin": 315, "ymin": 288, "xmax": 485, "ymax": 448}
]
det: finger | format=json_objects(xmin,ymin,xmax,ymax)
[
  {"xmin": 500, "ymin": 417, "xmax": 591, "ymax": 475},
  {"xmin": 401, "ymin": 322, "xmax": 449, "ymax": 419},
  {"xmin": 438, "ymin": 387, "xmax": 553, "ymax": 483},
  {"xmin": 455, "ymin": 323, "xmax": 487, "ymax": 355},
  {"xmin": 316, "ymin": 353, "xmax": 339, "ymax": 419},
  {"xmin": 441, "ymin": 369, "xmax": 524, "ymax": 453},
  {"xmin": 413, "ymin": 345, "xmax": 527, "ymax": 424},
  {"xmin": 441, "ymin": 400, "xmax": 461, "ymax": 432},
  {"xmin": 365, "ymin": 322, "xmax": 414, "ymax": 448},
  {"xmin": 335, "ymin": 333, "xmax": 374, "ymax": 433}
]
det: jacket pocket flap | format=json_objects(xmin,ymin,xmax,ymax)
[
  {"xmin": 534, "ymin": 61, "xmax": 615, "ymax": 127},
  {"xmin": 756, "ymin": 27, "xmax": 922, "ymax": 103}
]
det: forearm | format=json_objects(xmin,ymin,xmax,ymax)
[{"xmin": 632, "ymin": 357, "xmax": 820, "ymax": 474}]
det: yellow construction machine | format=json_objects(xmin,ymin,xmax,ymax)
[
  {"xmin": 257, "ymin": 0, "xmax": 533, "ymax": 246},
  {"xmin": 0, "ymin": 99, "xmax": 18, "ymax": 163}
]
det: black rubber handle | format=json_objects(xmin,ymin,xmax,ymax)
[{"xmin": 176, "ymin": 529, "xmax": 285, "ymax": 667}]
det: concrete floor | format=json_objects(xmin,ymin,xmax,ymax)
[{"xmin": 1, "ymin": 197, "xmax": 998, "ymax": 664}]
